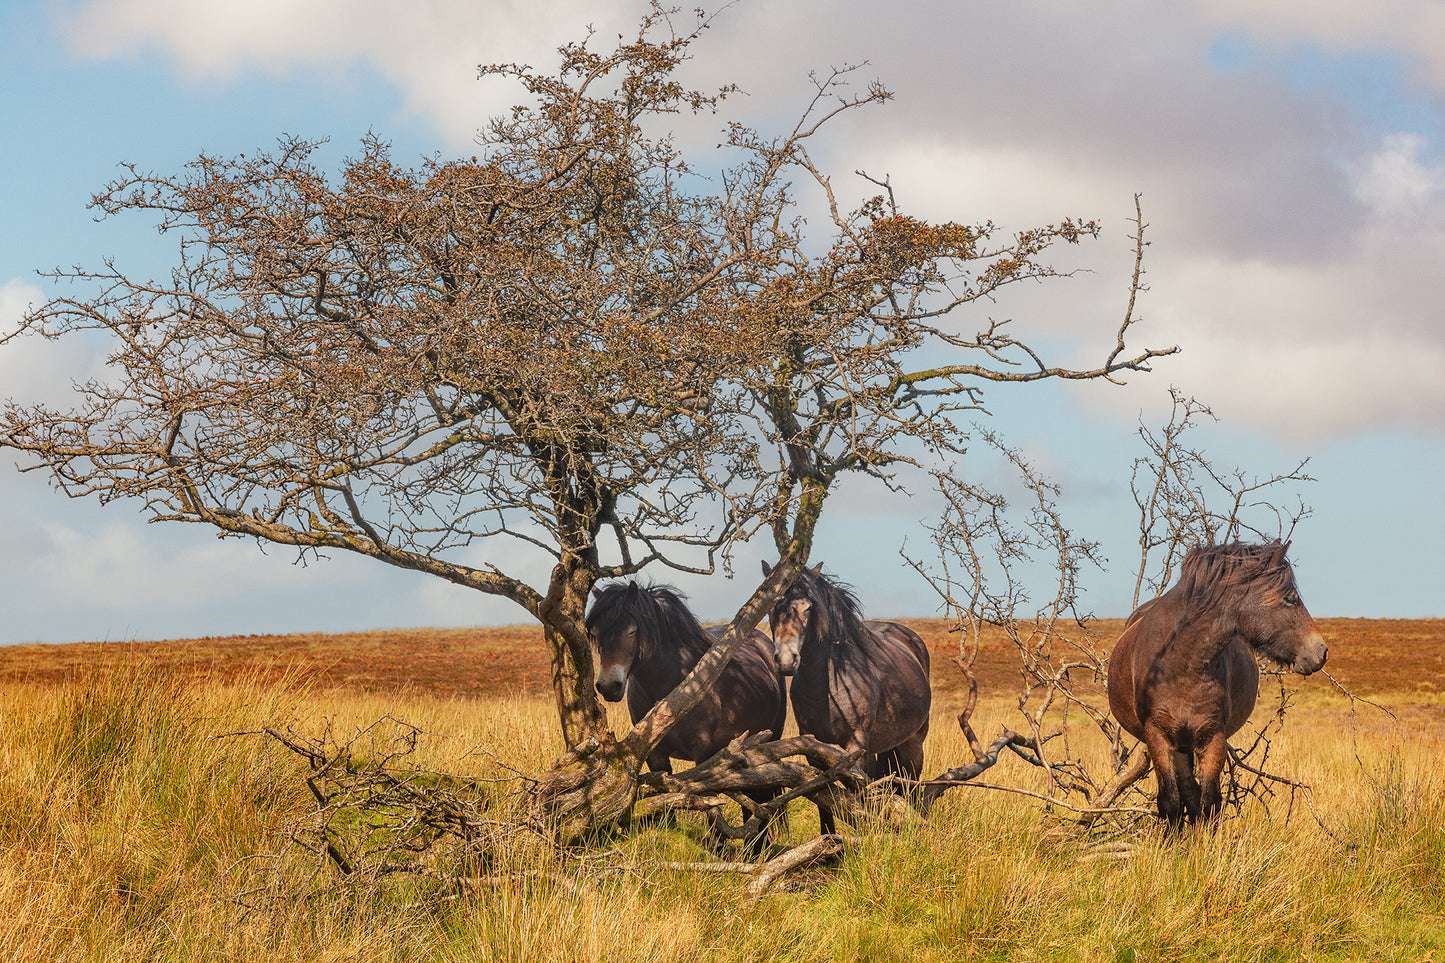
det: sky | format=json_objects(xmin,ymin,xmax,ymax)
[{"xmin": 1, "ymin": 0, "xmax": 1442, "ymax": 644}]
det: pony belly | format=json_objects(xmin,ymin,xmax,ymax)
[
  {"xmin": 789, "ymin": 674, "xmax": 921, "ymax": 758},
  {"xmin": 868, "ymin": 662, "xmax": 931, "ymax": 750}
]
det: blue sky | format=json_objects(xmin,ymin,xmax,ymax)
[{"xmin": 2, "ymin": 0, "xmax": 1442, "ymax": 644}]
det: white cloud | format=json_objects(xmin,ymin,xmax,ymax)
[
  {"xmin": 1098, "ymin": 193, "xmax": 1445, "ymax": 443},
  {"xmin": 844, "ymin": 117, "xmax": 1445, "ymax": 444},
  {"xmin": 0, "ymin": 277, "xmax": 112, "ymax": 409},
  {"xmin": 16, "ymin": 518, "xmax": 288, "ymax": 608},
  {"xmin": 1351, "ymin": 132, "xmax": 1445, "ymax": 217},
  {"xmin": 57, "ymin": 0, "xmax": 641, "ymax": 149}
]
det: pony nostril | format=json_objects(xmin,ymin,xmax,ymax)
[{"xmin": 1294, "ymin": 643, "xmax": 1328, "ymax": 675}]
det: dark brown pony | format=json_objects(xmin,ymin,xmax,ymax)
[
  {"xmin": 764, "ymin": 561, "xmax": 932, "ymax": 834},
  {"xmin": 587, "ymin": 581, "xmax": 787, "ymax": 847},
  {"xmin": 1107, "ymin": 541, "xmax": 1328, "ymax": 828}
]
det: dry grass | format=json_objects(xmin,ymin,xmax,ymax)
[{"xmin": 0, "ymin": 621, "xmax": 1442, "ymax": 961}]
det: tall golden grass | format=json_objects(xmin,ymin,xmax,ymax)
[{"xmin": 1, "ymin": 655, "xmax": 1441, "ymax": 962}]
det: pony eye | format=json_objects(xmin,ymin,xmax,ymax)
[{"xmin": 1283, "ymin": 592, "xmax": 1301, "ymax": 607}]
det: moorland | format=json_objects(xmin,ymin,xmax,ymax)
[{"xmin": 1, "ymin": 617, "xmax": 1441, "ymax": 961}]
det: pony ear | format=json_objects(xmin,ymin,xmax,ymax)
[
  {"xmin": 810, "ymin": 561, "xmax": 824, "ymax": 575},
  {"xmin": 625, "ymin": 581, "xmax": 640, "ymax": 601},
  {"xmin": 761, "ymin": 560, "xmax": 773, "ymax": 577},
  {"xmin": 1270, "ymin": 540, "xmax": 1291, "ymax": 567}
]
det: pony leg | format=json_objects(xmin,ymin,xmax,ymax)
[
  {"xmin": 1171, "ymin": 727, "xmax": 1204, "ymax": 825},
  {"xmin": 893, "ymin": 724, "xmax": 927, "ymax": 781},
  {"xmin": 817, "ymin": 740, "xmax": 873, "ymax": 837},
  {"xmin": 1143, "ymin": 723, "xmax": 1187, "ymax": 829},
  {"xmin": 740, "ymin": 787, "xmax": 778, "ymax": 858},
  {"xmin": 872, "ymin": 747, "xmax": 901, "ymax": 788},
  {"xmin": 1196, "ymin": 733, "xmax": 1229, "ymax": 823},
  {"xmin": 642, "ymin": 754, "xmax": 681, "ymax": 830},
  {"xmin": 884, "ymin": 727, "xmax": 928, "ymax": 809},
  {"xmin": 1177, "ymin": 751, "xmax": 1203, "ymax": 825}
]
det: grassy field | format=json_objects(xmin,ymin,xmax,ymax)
[{"xmin": 1, "ymin": 619, "xmax": 1442, "ymax": 961}]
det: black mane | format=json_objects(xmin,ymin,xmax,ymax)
[{"xmin": 586, "ymin": 581, "xmax": 713, "ymax": 659}]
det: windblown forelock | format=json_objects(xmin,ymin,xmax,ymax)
[
  {"xmin": 586, "ymin": 583, "xmax": 659, "ymax": 661},
  {"xmin": 1175, "ymin": 542, "xmax": 1297, "ymax": 617},
  {"xmin": 789, "ymin": 567, "xmax": 867, "ymax": 645}
]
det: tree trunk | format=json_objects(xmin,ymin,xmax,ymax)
[
  {"xmin": 539, "ymin": 564, "xmax": 606, "ymax": 748},
  {"xmin": 530, "ymin": 555, "xmax": 806, "ymax": 841},
  {"xmin": 543, "ymin": 623, "xmax": 604, "ymax": 748}
]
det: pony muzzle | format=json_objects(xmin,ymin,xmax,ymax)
[
  {"xmin": 595, "ymin": 665, "xmax": 628, "ymax": 702},
  {"xmin": 773, "ymin": 639, "xmax": 800, "ymax": 675},
  {"xmin": 1292, "ymin": 636, "xmax": 1328, "ymax": 675}
]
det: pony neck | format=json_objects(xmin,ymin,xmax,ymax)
[
  {"xmin": 800, "ymin": 588, "xmax": 872, "ymax": 663},
  {"xmin": 1169, "ymin": 596, "xmax": 1247, "ymax": 669}
]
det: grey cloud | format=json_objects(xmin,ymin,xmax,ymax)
[{"xmin": 703, "ymin": 1, "xmax": 1370, "ymax": 264}]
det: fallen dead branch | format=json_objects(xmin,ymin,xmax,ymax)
[
  {"xmin": 656, "ymin": 860, "xmax": 758, "ymax": 875},
  {"xmin": 225, "ymin": 715, "xmax": 534, "ymax": 909},
  {"xmin": 638, "ymin": 733, "xmax": 873, "ymax": 839},
  {"xmin": 241, "ymin": 715, "xmax": 895, "ymax": 905},
  {"xmin": 920, "ymin": 777, "xmax": 1157, "ymax": 819},
  {"xmin": 744, "ymin": 834, "xmax": 846, "ymax": 901}
]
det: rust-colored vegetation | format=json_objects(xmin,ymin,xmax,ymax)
[{"xmin": 4, "ymin": 617, "xmax": 1439, "ymax": 713}]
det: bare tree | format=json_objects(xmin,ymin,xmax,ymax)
[
  {"xmin": 1130, "ymin": 387, "xmax": 1314, "ymax": 608},
  {"xmin": 2, "ymin": 7, "xmax": 1176, "ymax": 837}
]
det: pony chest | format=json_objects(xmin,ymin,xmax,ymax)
[{"xmin": 790, "ymin": 650, "xmax": 877, "ymax": 737}]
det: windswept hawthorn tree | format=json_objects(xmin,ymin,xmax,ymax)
[
  {"xmin": 3, "ymin": 14, "xmax": 788, "ymax": 747},
  {"xmin": 2, "ymin": 7, "xmax": 1174, "ymax": 804}
]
